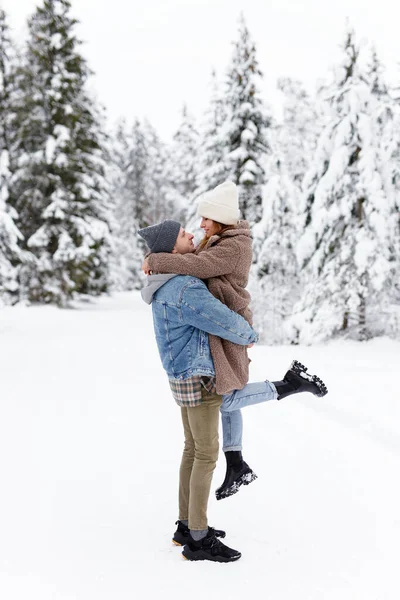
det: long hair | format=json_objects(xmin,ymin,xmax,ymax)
[{"xmin": 197, "ymin": 221, "xmax": 237, "ymax": 251}]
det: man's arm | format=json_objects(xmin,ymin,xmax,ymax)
[{"xmin": 179, "ymin": 279, "xmax": 258, "ymax": 346}]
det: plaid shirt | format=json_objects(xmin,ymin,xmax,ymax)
[{"xmin": 168, "ymin": 376, "xmax": 217, "ymax": 407}]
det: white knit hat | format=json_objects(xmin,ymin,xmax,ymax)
[{"xmin": 197, "ymin": 181, "xmax": 240, "ymax": 225}]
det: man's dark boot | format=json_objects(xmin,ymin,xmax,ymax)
[
  {"xmin": 172, "ymin": 521, "xmax": 226, "ymax": 546},
  {"xmin": 215, "ymin": 451, "xmax": 257, "ymax": 501},
  {"xmin": 273, "ymin": 360, "xmax": 328, "ymax": 400},
  {"xmin": 182, "ymin": 529, "xmax": 241, "ymax": 562}
]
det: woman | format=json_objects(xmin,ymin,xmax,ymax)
[
  {"xmin": 143, "ymin": 181, "xmax": 259, "ymax": 499},
  {"xmin": 143, "ymin": 182, "xmax": 328, "ymax": 501}
]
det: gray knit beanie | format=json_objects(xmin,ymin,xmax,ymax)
[{"xmin": 138, "ymin": 220, "xmax": 181, "ymax": 253}]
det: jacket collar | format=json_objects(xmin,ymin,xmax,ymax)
[{"xmin": 201, "ymin": 220, "xmax": 251, "ymax": 250}]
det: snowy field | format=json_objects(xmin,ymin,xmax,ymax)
[{"xmin": 0, "ymin": 291, "xmax": 399, "ymax": 600}]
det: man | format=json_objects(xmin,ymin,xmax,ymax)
[
  {"xmin": 139, "ymin": 219, "xmax": 256, "ymax": 562},
  {"xmin": 139, "ymin": 220, "xmax": 327, "ymax": 563}
]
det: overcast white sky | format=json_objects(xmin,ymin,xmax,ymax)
[{"xmin": 2, "ymin": 0, "xmax": 400, "ymax": 139}]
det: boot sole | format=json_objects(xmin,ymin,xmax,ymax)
[
  {"xmin": 172, "ymin": 539, "xmax": 183, "ymax": 546},
  {"xmin": 182, "ymin": 548, "xmax": 241, "ymax": 562},
  {"xmin": 216, "ymin": 470, "xmax": 258, "ymax": 501},
  {"xmin": 290, "ymin": 360, "xmax": 328, "ymax": 397}
]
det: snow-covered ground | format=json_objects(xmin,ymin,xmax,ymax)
[{"xmin": 0, "ymin": 292, "xmax": 399, "ymax": 600}]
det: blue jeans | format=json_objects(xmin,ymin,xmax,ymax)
[{"xmin": 220, "ymin": 380, "xmax": 277, "ymax": 451}]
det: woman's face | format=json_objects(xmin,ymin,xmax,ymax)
[{"xmin": 200, "ymin": 218, "xmax": 221, "ymax": 237}]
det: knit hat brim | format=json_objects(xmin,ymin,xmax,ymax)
[
  {"xmin": 197, "ymin": 199, "xmax": 240, "ymax": 225},
  {"xmin": 196, "ymin": 181, "xmax": 240, "ymax": 225},
  {"xmin": 138, "ymin": 220, "xmax": 181, "ymax": 253}
]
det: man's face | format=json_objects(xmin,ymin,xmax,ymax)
[{"xmin": 172, "ymin": 227, "xmax": 195, "ymax": 254}]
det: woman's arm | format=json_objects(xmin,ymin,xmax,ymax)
[
  {"xmin": 180, "ymin": 279, "xmax": 259, "ymax": 346},
  {"xmin": 147, "ymin": 239, "xmax": 241, "ymax": 279}
]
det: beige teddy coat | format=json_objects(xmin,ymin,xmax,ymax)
[{"xmin": 147, "ymin": 221, "xmax": 253, "ymax": 394}]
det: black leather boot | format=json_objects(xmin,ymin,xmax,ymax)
[
  {"xmin": 215, "ymin": 451, "xmax": 257, "ymax": 500},
  {"xmin": 172, "ymin": 521, "xmax": 226, "ymax": 546},
  {"xmin": 273, "ymin": 360, "xmax": 328, "ymax": 400},
  {"xmin": 182, "ymin": 529, "xmax": 241, "ymax": 562}
]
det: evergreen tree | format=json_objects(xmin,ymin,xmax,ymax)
[
  {"xmin": 0, "ymin": 8, "xmax": 14, "ymax": 167},
  {"xmin": 223, "ymin": 13, "xmax": 272, "ymax": 224},
  {"xmin": 143, "ymin": 119, "xmax": 184, "ymax": 225},
  {"xmin": 196, "ymin": 70, "xmax": 230, "ymax": 196},
  {"xmin": 112, "ymin": 117, "xmax": 182, "ymax": 230},
  {"xmin": 249, "ymin": 78, "xmax": 319, "ymax": 341},
  {"xmin": 292, "ymin": 27, "xmax": 397, "ymax": 342},
  {"xmin": 250, "ymin": 132, "xmax": 300, "ymax": 343},
  {"xmin": 108, "ymin": 117, "xmax": 185, "ymax": 291},
  {"xmin": 106, "ymin": 120, "xmax": 142, "ymax": 291},
  {"xmin": 375, "ymin": 48, "xmax": 400, "ymax": 337},
  {"xmin": 0, "ymin": 9, "xmax": 23, "ymax": 305},
  {"xmin": 277, "ymin": 77, "xmax": 320, "ymax": 192},
  {"xmin": 185, "ymin": 71, "xmax": 230, "ymax": 233},
  {"xmin": 8, "ymin": 0, "xmax": 111, "ymax": 306},
  {"xmin": 169, "ymin": 105, "xmax": 200, "ymax": 223},
  {"xmin": 0, "ymin": 198, "xmax": 21, "ymax": 306},
  {"xmin": 125, "ymin": 118, "xmax": 150, "ymax": 228}
]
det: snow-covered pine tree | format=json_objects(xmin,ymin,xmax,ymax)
[
  {"xmin": 253, "ymin": 78, "xmax": 320, "ymax": 259},
  {"xmin": 374, "ymin": 48, "xmax": 400, "ymax": 337},
  {"xmin": 249, "ymin": 78, "xmax": 320, "ymax": 341},
  {"xmin": 292, "ymin": 26, "xmax": 397, "ymax": 343},
  {"xmin": 8, "ymin": 0, "xmax": 111, "ymax": 306},
  {"xmin": 223, "ymin": 13, "xmax": 272, "ymax": 224},
  {"xmin": 112, "ymin": 117, "xmax": 181, "ymax": 229},
  {"xmin": 143, "ymin": 119, "xmax": 185, "ymax": 225},
  {"xmin": 169, "ymin": 105, "xmax": 200, "ymax": 223},
  {"xmin": 0, "ymin": 9, "xmax": 23, "ymax": 305},
  {"xmin": 391, "ymin": 111, "xmax": 400, "ymax": 335},
  {"xmin": 276, "ymin": 77, "xmax": 320, "ymax": 193},
  {"xmin": 107, "ymin": 117, "xmax": 186, "ymax": 291},
  {"xmin": 106, "ymin": 119, "xmax": 142, "ymax": 291},
  {"xmin": 184, "ymin": 71, "xmax": 230, "ymax": 234},
  {"xmin": 249, "ymin": 130, "xmax": 300, "ymax": 343},
  {"xmin": 196, "ymin": 70, "xmax": 230, "ymax": 196},
  {"xmin": 0, "ymin": 191, "xmax": 22, "ymax": 306},
  {"xmin": 124, "ymin": 118, "xmax": 150, "ymax": 229}
]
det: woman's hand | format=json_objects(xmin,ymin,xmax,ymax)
[{"xmin": 142, "ymin": 258, "xmax": 151, "ymax": 275}]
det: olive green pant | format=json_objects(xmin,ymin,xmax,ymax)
[{"xmin": 178, "ymin": 387, "xmax": 222, "ymax": 530}]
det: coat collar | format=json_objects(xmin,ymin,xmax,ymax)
[{"xmin": 200, "ymin": 220, "xmax": 251, "ymax": 250}]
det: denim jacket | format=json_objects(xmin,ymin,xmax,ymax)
[{"xmin": 151, "ymin": 275, "xmax": 259, "ymax": 381}]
